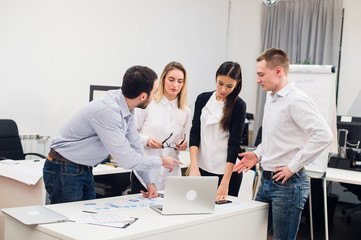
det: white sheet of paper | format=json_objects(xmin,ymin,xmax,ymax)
[
  {"xmin": 0, "ymin": 159, "xmax": 44, "ymax": 185},
  {"xmin": 87, "ymin": 196, "xmax": 164, "ymax": 212},
  {"xmin": 69, "ymin": 212, "xmax": 136, "ymax": 228}
]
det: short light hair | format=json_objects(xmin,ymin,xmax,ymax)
[
  {"xmin": 154, "ymin": 61, "xmax": 187, "ymax": 109},
  {"xmin": 256, "ymin": 48, "xmax": 290, "ymax": 74}
]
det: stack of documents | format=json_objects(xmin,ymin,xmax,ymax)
[
  {"xmin": 69, "ymin": 212, "xmax": 137, "ymax": 228},
  {"xmin": 0, "ymin": 159, "xmax": 44, "ymax": 185}
]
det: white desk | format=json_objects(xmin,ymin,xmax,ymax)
[
  {"xmin": 324, "ymin": 168, "xmax": 361, "ymax": 239},
  {"xmin": 0, "ymin": 159, "xmax": 131, "ymax": 240},
  {"xmin": 2, "ymin": 195, "xmax": 268, "ymax": 240},
  {"xmin": 0, "ymin": 153, "xmax": 191, "ymax": 240},
  {"xmin": 307, "ymin": 167, "xmax": 361, "ymax": 240},
  {"xmin": 326, "ymin": 167, "xmax": 361, "ymax": 185},
  {"xmin": 0, "ymin": 159, "xmax": 46, "ymax": 240}
]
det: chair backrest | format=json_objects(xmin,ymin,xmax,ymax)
[
  {"xmin": 238, "ymin": 169, "xmax": 256, "ymax": 200},
  {"xmin": 0, "ymin": 119, "xmax": 25, "ymax": 160},
  {"xmin": 255, "ymin": 126, "xmax": 262, "ymax": 147},
  {"xmin": 340, "ymin": 182, "xmax": 361, "ymax": 201}
]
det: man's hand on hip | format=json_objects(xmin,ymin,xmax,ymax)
[{"xmin": 273, "ymin": 166, "xmax": 294, "ymax": 184}]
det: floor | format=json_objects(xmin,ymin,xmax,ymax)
[{"xmin": 267, "ymin": 202, "xmax": 361, "ymax": 240}]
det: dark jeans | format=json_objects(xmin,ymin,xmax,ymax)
[
  {"xmin": 43, "ymin": 159, "xmax": 95, "ymax": 204},
  {"xmin": 199, "ymin": 168, "xmax": 243, "ymax": 197},
  {"xmin": 256, "ymin": 172, "xmax": 310, "ymax": 240}
]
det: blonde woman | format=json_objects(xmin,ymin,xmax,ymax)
[{"xmin": 131, "ymin": 62, "xmax": 190, "ymax": 195}]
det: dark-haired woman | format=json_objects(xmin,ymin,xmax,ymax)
[{"xmin": 189, "ymin": 61, "xmax": 246, "ymax": 202}]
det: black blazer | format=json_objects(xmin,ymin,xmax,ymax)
[{"xmin": 189, "ymin": 91, "xmax": 246, "ymax": 164}]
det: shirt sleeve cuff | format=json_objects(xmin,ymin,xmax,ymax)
[
  {"xmin": 149, "ymin": 156, "xmax": 162, "ymax": 169},
  {"xmin": 136, "ymin": 156, "xmax": 162, "ymax": 171},
  {"xmin": 287, "ymin": 161, "xmax": 301, "ymax": 173},
  {"xmin": 253, "ymin": 148, "xmax": 262, "ymax": 162},
  {"xmin": 135, "ymin": 170, "xmax": 154, "ymax": 186},
  {"xmin": 288, "ymin": 151, "xmax": 303, "ymax": 173},
  {"xmin": 139, "ymin": 134, "xmax": 149, "ymax": 147}
]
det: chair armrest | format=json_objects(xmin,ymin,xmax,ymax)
[{"xmin": 24, "ymin": 153, "xmax": 46, "ymax": 158}]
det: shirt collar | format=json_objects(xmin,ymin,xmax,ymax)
[
  {"xmin": 160, "ymin": 95, "xmax": 178, "ymax": 108},
  {"xmin": 271, "ymin": 81, "xmax": 294, "ymax": 100},
  {"xmin": 116, "ymin": 89, "xmax": 132, "ymax": 117},
  {"xmin": 204, "ymin": 91, "xmax": 223, "ymax": 121}
]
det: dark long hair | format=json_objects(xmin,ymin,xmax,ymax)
[{"xmin": 216, "ymin": 61, "xmax": 242, "ymax": 132}]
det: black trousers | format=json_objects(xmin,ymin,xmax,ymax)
[
  {"xmin": 130, "ymin": 172, "xmax": 147, "ymax": 194},
  {"xmin": 199, "ymin": 168, "xmax": 243, "ymax": 197}
]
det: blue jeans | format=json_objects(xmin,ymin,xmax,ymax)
[
  {"xmin": 255, "ymin": 172, "xmax": 310, "ymax": 240},
  {"xmin": 43, "ymin": 159, "xmax": 96, "ymax": 204}
]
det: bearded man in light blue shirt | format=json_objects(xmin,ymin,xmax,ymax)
[{"xmin": 43, "ymin": 66, "xmax": 182, "ymax": 204}]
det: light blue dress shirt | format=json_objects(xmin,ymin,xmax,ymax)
[{"xmin": 50, "ymin": 89, "xmax": 161, "ymax": 185}]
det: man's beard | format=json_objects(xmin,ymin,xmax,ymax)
[{"xmin": 137, "ymin": 97, "xmax": 150, "ymax": 109}]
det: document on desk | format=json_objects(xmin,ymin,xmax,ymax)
[
  {"xmin": 85, "ymin": 196, "xmax": 164, "ymax": 212},
  {"xmin": 69, "ymin": 212, "xmax": 137, "ymax": 228},
  {"xmin": 0, "ymin": 159, "xmax": 44, "ymax": 185}
]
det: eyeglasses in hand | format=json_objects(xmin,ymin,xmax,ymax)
[{"xmin": 162, "ymin": 133, "xmax": 186, "ymax": 150}]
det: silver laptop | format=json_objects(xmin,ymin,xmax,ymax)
[
  {"xmin": 150, "ymin": 176, "xmax": 218, "ymax": 215},
  {"xmin": 2, "ymin": 205, "xmax": 68, "ymax": 225}
]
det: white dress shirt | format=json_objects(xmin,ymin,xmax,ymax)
[
  {"xmin": 198, "ymin": 92, "xmax": 229, "ymax": 174},
  {"xmin": 253, "ymin": 82, "xmax": 333, "ymax": 173},
  {"xmin": 134, "ymin": 96, "xmax": 190, "ymax": 190}
]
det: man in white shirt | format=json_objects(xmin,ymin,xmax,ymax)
[{"xmin": 234, "ymin": 48, "xmax": 333, "ymax": 240}]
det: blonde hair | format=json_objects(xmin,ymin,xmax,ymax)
[{"xmin": 154, "ymin": 61, "xmax": 188, "ymax": 109}]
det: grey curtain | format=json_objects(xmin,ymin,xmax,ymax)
[{"xmin": 252, "ymin": 0, "xmax": 343, "ymax": 145}]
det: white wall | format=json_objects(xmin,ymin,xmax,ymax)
[
  {"xmin": 331, "ymin": 0, "xmax": 361, "ymax": 203},
  {"xmin": 337, "ymin": 0, "xmax": 361, "ymax": 117},
  {"xmin": 0, "ymin": 0, "xmax": 232, "ymax": 138},
  {"xmin": 231, "ymin": 0, "xmax": 361, "ymax": 125},
  {"xmin": 226, "ymin": 0, "xmax": 262, "ymax": 128},
  {"xmin": 1, "ymin": 0, "xmax": 357, "ymax": 138}
]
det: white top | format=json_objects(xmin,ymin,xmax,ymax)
[
  {"xmin": 134, "ymin": 96, "xmax": 190, "ymax": 190},
  {"xmin": 198, "ymin": 92, "xmax": 229, "ymax": 174},
  {"xmin": 253, "ymin": 82, "xmax": 333, "ymax": 173}
]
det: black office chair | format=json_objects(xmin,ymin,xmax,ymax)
[
  {"xmin": 340, "ymin": 182, "xmax": 361, "ymax": 223},
  {"xmin": 0, "ymin": 119, "xmax": 45, "ymax": 160},
  {"xmin": 254, "ymin": 126, "xmax": 262, "ymax": 147},
  {"xmin": 240, "ymin": 113, "xmax": 255, "ymax": 146}
]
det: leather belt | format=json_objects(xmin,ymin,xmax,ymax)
[
  {"xmin": 47, "ymin": 149, "xmax": 90, "ymax": 168},
  {"xmin": 262, "ymin": 167, "xmax": 306, "ymax": 180}
]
